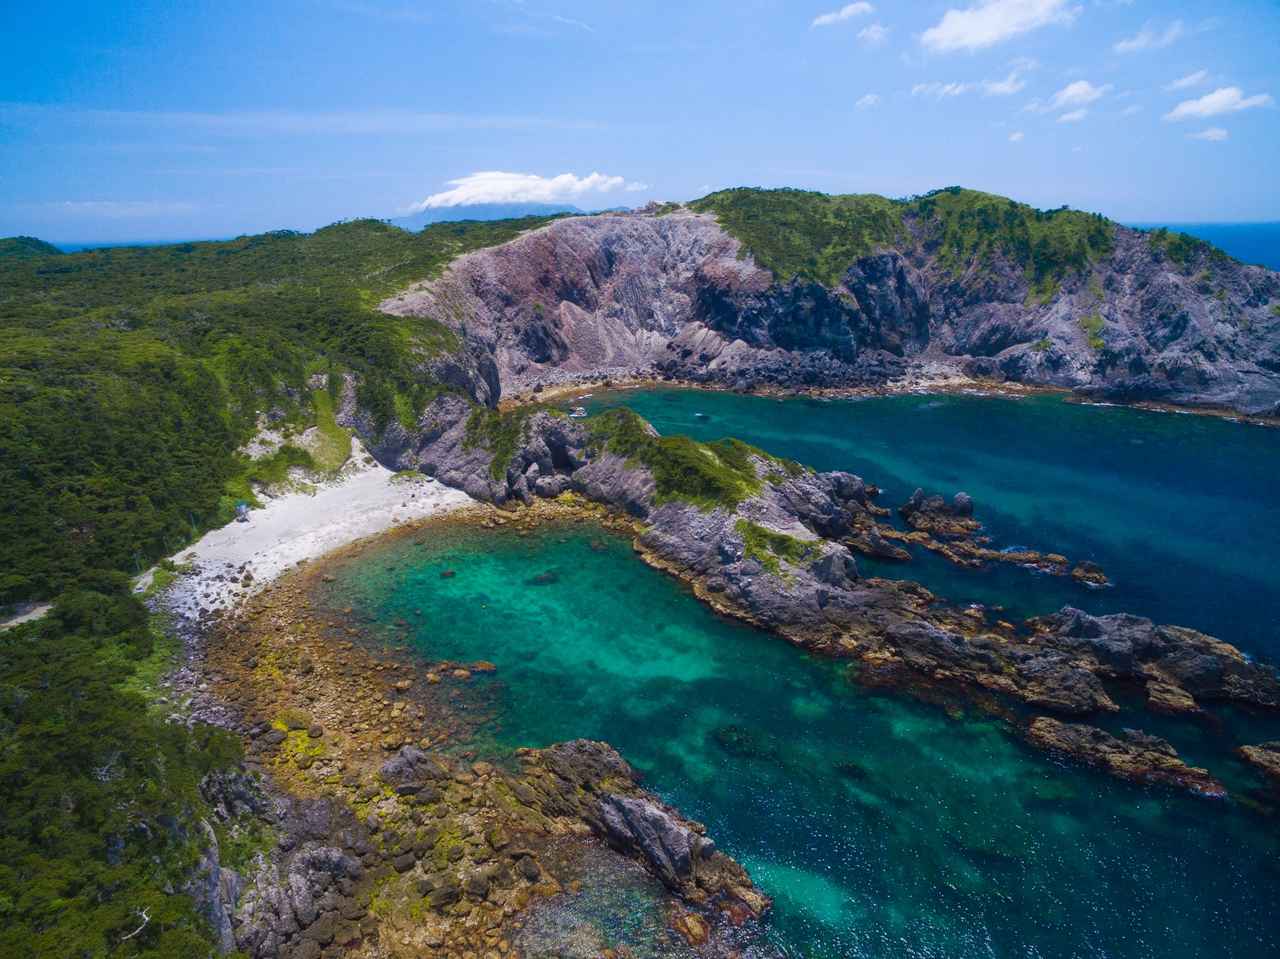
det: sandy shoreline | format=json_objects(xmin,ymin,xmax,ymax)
[{"xmin": 142, "ymin": 450, "xmax": 474, "ymax": 621}]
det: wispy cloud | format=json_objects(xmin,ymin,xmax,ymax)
[
  {"xmin": 550, "ymin": 14, "xmax": 593, "ymax": 32},
  {"xmin": 1189, "ymin": 127, "xmax": 1228, "ymax": 142},
  {"xmin": 408, "ymin": 171, "xmax": 645, "ymax": 210},
  {"xmin": 858, "ymin": 22, "xmax": 890, "ymax": 46},
  {"xmin": 1050, "ymin": 79, "xmax": 1110, "ymax": 109},
  {"xmin": 1009, "ymin": 130, "xmax": 1025, "ymax": 141},
  {"xmin": 811, "ymin": 3, "xmax": 874, "ymax": 28},
  {"xmin": 1058, "ymin": 108, "xmax": 1088, "ymax": 122},
  {"xmin": 855, "ymin": 93, "xmax": 881, "ymax": 109},
  {"xmin": 920, "ymin": 0, "xmax": 1080, "ymax": 54},
  {"xmin": 984, "ymin": 57, "xmax": 1037, "ymax": 95},
  {"xmin": 912, "ymin": 81, "xmax": 976, "ymax": 99},
  {"xmin": 1165, "ymin": 69, "xmax": 1209, "ymax": 92},
  {"xmin": 1113, "ymin": 19, "xmax": 1183, "ymax": 54},
  {"xmin": 0, "ymin": 102, "xmax": 604, "ymax": 135},
  {"xmin": 48, "ymin": 200, "xmax": 198, "ymax": 219},
  {"xmin": 1164, "ymin": 86, "xmax": 1274, "ymax": 121}
]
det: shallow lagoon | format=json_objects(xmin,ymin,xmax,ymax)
[{"xmin": 330, "ymin": 391, "xmax": 1280, "ymax": 958}]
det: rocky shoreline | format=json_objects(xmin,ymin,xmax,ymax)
[
  {"xmin": 155, "ymin": 504, "xmax": 774, "ymax": 959},
  {"xmin": 380, "ymin": 397, "xmax": 1280, "ymax": 807}
]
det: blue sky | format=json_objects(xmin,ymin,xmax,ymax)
[{"xmin": 1, "ymin": 0, "xmax": 1277, "ymax": 241}]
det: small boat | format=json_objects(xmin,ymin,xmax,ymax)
[
  {"xmin": 694, "ymin": 411, "xmax": 709, "ymax": 419},
  {"xmin": 568, "ymin": 406, "xmax": 588, "ymax": 418}
]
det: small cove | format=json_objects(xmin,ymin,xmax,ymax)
[{"xmin": 319, "ymin": 390, "xmax": 1280, "ymax": 958}]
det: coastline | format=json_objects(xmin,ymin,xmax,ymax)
[
  {"xmin": 139, "ymin": 446, "xmax": 476, "ymax": 621},
  {"xmin": 504, "ymin": 369, "xmax": 1280, "ymax": 429}
]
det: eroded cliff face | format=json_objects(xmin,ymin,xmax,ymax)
[{"xmin": 381, "ymin": 210, "xmax": 1280, "ymax": 414}]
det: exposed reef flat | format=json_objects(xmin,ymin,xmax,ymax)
[{"xmin": 156, "ymin": 504, "xmax": 771, "ymax": 959}]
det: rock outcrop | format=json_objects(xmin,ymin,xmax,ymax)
[
  {"xmin": 391, "ymin": 401, "xmax": 1280, "ymax": 797},
  {"xmin": 380, "ymin": 206, "xmax": 1280, "ymax": 415},
  {"xmin": 1026, "ymin": 718, "xmax": 1227, "ymax": 798}
]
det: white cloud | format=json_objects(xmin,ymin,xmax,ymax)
[
  {"xmin": 51, "ymin": 200, "xmax": 198, "ymax": 218},
  {"xmin": 1165, "ymin": 69, "xmax": 1209, "ymax": 92},
  {"xmin": 1113, "ymin": 19, "xmax": 1184, "ymax": 54},
  {"xmin": 1189, "ymin": 127, "xmax": 1228, "ymax": 141},
  {"xmin": 1164, "ymin": 86, "xmax": 1274, "ymax": 121},
  {"xmin": 1049, "ymin": 79, "xmax": 1111, "ymax": 110},
  {"xmin": 920, "ymin": 0, "xmax": 1080, "ymax": 53},
  {"xmin": 984, "ymin": 65, "xmax": 1032, "ymax": 95},
  {"xmin": 858, "ymin": 22, "xmax": 890, "ymax": 46},
  {"xmin": 1058, "ymin": 108, "xmax": 1088, "ymax": 122},
  {"xmin": 855, "ymin": 93, "xmax": 881, "ymax": 109},
  {"xmin": 812, "ymin": 3, "xmax": 874, "ymax": 28},
  {"xmin": 409, "ymin": 171, "xmax": 644, "ymax": 210},
  {"xmin": 1009, "ymin": 130, "xmax": 1025, "ymax": 141},
  {"xmin": 624, "ymin": 182, "xmax": 650, "ymax": 192},
  {"xmin": 1121, "ymin": 104, "xmax": 1143, "ymax": 116},
  {"xmin": 550, "ymin": 14, "xmax": 594, "ymax": 32},
  {"xmin": 912, "ymin": 81, "xmax": 976, "ymax": 99}
]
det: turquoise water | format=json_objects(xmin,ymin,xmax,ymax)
[
  {"xmin": 323, "ymin": 391, "xmax": 1280, "ymax": 957},
  {"xmin": 583, "ymin": 389, "xmax": 1280, "ymax": 660}
]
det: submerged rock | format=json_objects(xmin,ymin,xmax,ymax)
[{"xmin": 1026, "ymin": 718, "xmax": 1226, "ymax": 798}]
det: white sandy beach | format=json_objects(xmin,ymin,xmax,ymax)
[{"xmin": 144, "ymin": 443, "xmax": 474, "ymax": 620}]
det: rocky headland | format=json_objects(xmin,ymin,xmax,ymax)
[
  {"xmin": 380, "ymin": 192, "xmax": 1280, "ymax": 417},
  {"xmin": 373, "ymin": 396, "xmax": 1280, "ymax": 803}
]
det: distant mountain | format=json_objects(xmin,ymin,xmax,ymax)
[
  {"xmin": 389, "ymin": 202, "xmax": 583, "ymax": 232},
  {"xmin": 0, "ymin": 236, "xmax": 62, "ymax": 259}
]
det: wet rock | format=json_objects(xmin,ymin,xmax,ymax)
[
  {"xmin": 1237, "ymin": 742, "xmax": 1280, "ymax": 791},
  {"xmin": 1026, "ymin": 717, "xmax": 1226, "ymax": 798}
]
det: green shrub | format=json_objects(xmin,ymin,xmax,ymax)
[
  {"xmin": 735, "ymin": 519, "xmax": 818, "ymax": 576},
  {"xmin": 587, "ymin": 407, "xmax": 773, "ymax": 509},
  {"xmin": 1079, "ymin": 314, "xmax": 1105, "ymax": 351},
  {"xmin": 0, "ymin": 579, "xmax": 242, "ymax": 956}
]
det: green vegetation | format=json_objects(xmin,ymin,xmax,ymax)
[
  {"xmin": 464, "ymin": 404, "xmax": 564, "ymax": 480},
  {"xmin": 1079, "ymin": 314, "xmax": 1105, "ymax": 351},
  {"xmin": 1270, "ymin": 303, "xmax": 1280, "ymax": 318},
  {"xmin": 0, "ymin": 216, "xmax": 554, "ymax": 603},
  {"xmin": 691, "ymin": 186, "xmax": 1117, "ymax": 298},
  {"xmin": 0, "ymin": 236, "xmax": 62, "ymax": 259},
  {"xmin": 0, "ymin": 575, "xmax": 243, "ymax": 957},
  {"xmin": 735, "ymin": 519, "xmax": 818, "ymax": 577},
  {"xmin": 690, "ymin": 188, "xmax": 906, "ymax": 287},
  {"xmin": 1032, "ymin": 338, "xmax": 1052, "ymax": 353},
  {"xmin": 587, "ymin": 407, "xmax": 777, "ymax": 510},
  {"xmin": 1146, "ymin": 227, "xmax": 1232, "ymax": 272}
]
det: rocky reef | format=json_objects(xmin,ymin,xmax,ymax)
[
  {"xmin": 386, "ymin": 399, "xmax": 1280, "ymax": 801},
  {"xmin": 380, "ymin": 199, "xmax": 1280, "ymax": 416},
  {"xmin": 177, "ymin": 546, "xmax": 770, "ymax": 958}
]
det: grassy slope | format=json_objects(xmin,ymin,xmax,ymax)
[
  {"xmin": 690, "ymin": 186, "xmax": 1126, "ymax": 296},
  {"xmin": 0, "ymin": 216, "xmax": 555, "ymax": 603}
]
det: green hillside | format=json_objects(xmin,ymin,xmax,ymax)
[
  {"xmin": 0, "ymin": 236, "xmax": 63, "ymax": 259},
  {"xmin": 0, "ymin": 217, "xmax": 554, "ymax": 603},
  {"xmin": 691, "ymin": 186, "xmax": 1119, "ymax": 295}
]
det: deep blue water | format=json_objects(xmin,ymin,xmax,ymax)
[
  {"xmin": 1129, "ymin": 221, "xmax": 1280, "ymax": 270},
  {"xmin": 326, "ymin": 391, "xmax": 1280, "ymax": 958}
]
